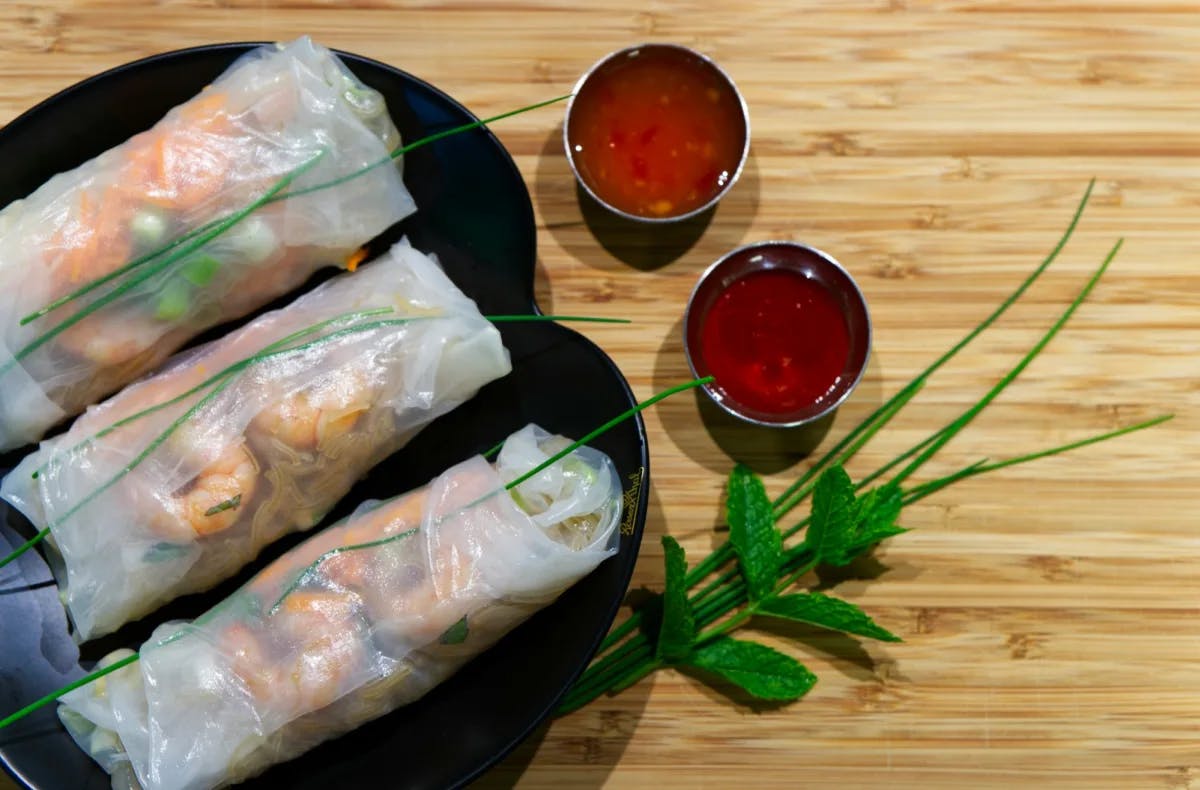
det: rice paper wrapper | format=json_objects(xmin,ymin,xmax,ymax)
[
  {"xmin": 59, "ymin": 424, "xmax": 621, "ymax": 790},
  {"xmin": 1, "ymin": 239, "xmax": 510, "ymax": 641},
  {"xmin": 0, "ymin": 36, "xmax": 415, "ymax": 450}
]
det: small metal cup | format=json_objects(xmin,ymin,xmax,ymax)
[
  {"xmin": 683, "ymin": 241, "xmax": 872, "ymax": 428},
  {"xmin": 563, "ymin": 43, "xmax": 751, "ymax": 224}
]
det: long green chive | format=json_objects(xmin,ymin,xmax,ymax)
[
  {"xmin": 0, "ymin": 653, "xmax": 140, "ymax": 730},
  {"xmin": 770, "ymin": 178, "xmax": 1095, "ymax": 511},
  {"xmin": 0, "ymin": 528, "xmax": 49, "ymax": 572},
  {"xmin": 914, "ymin": 414, "xmax": 1173, "ymax": 491},
  {"xmin": 44, "ymin": 312, "xmax": 625, "ymax": 469},
  {"xmin": 19, "ymin": 219, "xmax": 220, "ymax": 326},
  {"xmin": 280, "ymin": 95, "xmax": 571, "ymax": 201},
  {"xmin": 268, "ymin": 528, "xmax": 419, "ymax": 614},
  {"xmin": 889, "ymin": 238, "xmax": 1122, "ymax": 489}
]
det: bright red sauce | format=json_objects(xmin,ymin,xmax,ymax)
[
  {"xmin": 567, "ymin": 48, "xmax": 745, "ymax": 219},
  {"xmin": 699, "ymin": 269, "xmax": 851, "ymax": 415}
]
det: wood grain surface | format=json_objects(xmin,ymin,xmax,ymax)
[{"xmin": 1, "ymin": 2, "xmax": 1197, "ymax": 788}]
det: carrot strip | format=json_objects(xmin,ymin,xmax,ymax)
[{"xmin": 344, "ymin": 247, "xmax": 368, "ymax": 272}]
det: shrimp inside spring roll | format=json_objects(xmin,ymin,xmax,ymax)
[{"xmin": 59, "ymin": 424, "xmax": 622, "ymax": 790}]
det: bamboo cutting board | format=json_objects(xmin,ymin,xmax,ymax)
[{"xmin": 1, "ymin": 2, "xmax": 1197, "ymax": 788}]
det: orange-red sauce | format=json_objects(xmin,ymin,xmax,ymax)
[{"xmin": 567, "ymin": 48, "xmax": 745, "ymax": 219}]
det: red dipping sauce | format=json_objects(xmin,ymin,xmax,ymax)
[
  {"xmin": 700, "ymin": 269, "xmax": 851, "ymax": 415},
  {"xmin": 685, "ymin": 242, "xmax": 871, "ymax": 427},
  {"xmin": 566, "ymin": 45, "xmax": 748, "ymax": 220}
]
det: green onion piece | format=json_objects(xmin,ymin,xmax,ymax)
[
  {"xmin": 203, "ymin": 493, "xmax": 242, "ymax": 518},
  {"xmin": 439, "ymin": 616, "xmax": 469, "ymax": 645},
  {"xmin": 181, "ymin": 256, "xmax": 221, "ymax": 287},
  {"xmin": 154, "ymin": 280, "xmax": 190, "ymax": 321}
]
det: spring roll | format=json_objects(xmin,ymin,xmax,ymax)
[
  {"xmin": 0, "ymin": 36, "xmax": 416, "ymax": 450},
  {"xmin": 57, "ymin": 424, "xmax": 620, "ymax": 790},
  {"xmin": 1, "ymin": 239, "xmax": 511, "ymax": 641}
]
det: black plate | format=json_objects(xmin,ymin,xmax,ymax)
[{"xmin": 0, "ymin": 43, "xmax": 649, "ymax": 789}]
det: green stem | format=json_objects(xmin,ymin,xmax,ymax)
[
  {"xmin": 0, "ymin": 653, "xmax": 139, "ymax": 730},
  {"xmin": 772, "ymin": 558, "xmax": 819, "ymax": 594},
  {"xmin": 693, "ymin": 605, "xmax": 755, "ymax": 644},
  {"xmin": 563, "ymin": 635, "xmax": 648, "ymax": 700},
  {"xmin": 890, "ymin": 239, "xmax": 1122, "ymax": 488},
  {"xmin": 966, "ymin": 415, "xmax": 1172, "ymax": 477},
  {"xmin": 281, "ymin": 95, "xmax": 571, "ymax": 202},
  {"xmin": 771, "ymin": 382, "xmax": 923, "ymax": 518},
  {"xmin": 0, "ymin": 528, "xmax": 50, "ymax": 572},
  {"xmin": 558, "ymin": 659, "xmax": 662, "ymax": 716},
  {"xmin": 901, "ymin": 415, "xmax": 1173, "ymax": 505},
  {"xmin": 55, "ymin": 312, "xmax": 619, "ymax": 464},
  {"xmin": 503, "ymin": 377, "xmax": 712, "ymax": 495},
  {"xmin": 766, "ymin": 179, "xmax": 1094, "ymax": 512},
  {"xmin": 268, "ymin": 528, "xmax": 418, "ymax": 614},
  {"xmin": 20, "ymin": 221, "xmax": 219, "ymax": 326},
  {"xmin": 691, "ymin": 555, "xmax": 818, "ymax": 647},
  {"xmin": 488, "ymin": 315, "xmax": 630, "ymax": 325}
]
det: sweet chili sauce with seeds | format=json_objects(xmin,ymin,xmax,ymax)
[
  {"xmin": 699, "ymin": 268, "xmax": 851, "ymax": 415},
  {"xmin": 567, "ymin": 47, "xmax": 745, "ymax": 219}
]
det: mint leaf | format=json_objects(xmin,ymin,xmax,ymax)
[
  {"xmin": 842, "ymin": 482, "xmax": 905, "ymax": 561},
  {"xmin": 804, "ymin": 465, "xmax": 856, "ymax": 565},
  {"xmin": 806, "ymin": 473, "xmax": 906, "ymax": 567},
  {"xmin": 758, "ymin": 592, "xmax": 901, "ymax": 642},
  {"xmin": 856, "ymin": 482, "xmax": 901, "ymax": 536},
  {"xmin": 726, "ymin": 464, "xmax": 782, "ymax": 602},
  {"xmin": 439, "ymin": 615, "xmax": 469, "ymax": 645},
  {"xmin": 685, "ymin": 637, "xmax": 817, "ymax": 701},
  {"xmin": 656, "ymin": 536, "xmax": 696, "ymax": 662},
  {"xmin": 850, "ymin": 524, "xmax": 909, "ymax": 557}
]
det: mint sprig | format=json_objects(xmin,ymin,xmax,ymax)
[{"xmin": 556, "ymin": 183, "xmax": 1173, "ymax": 715}]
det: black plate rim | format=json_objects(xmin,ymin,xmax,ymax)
[{"xmin": 0, "ymin": 41, "xmax": 650, "ymax": 790}]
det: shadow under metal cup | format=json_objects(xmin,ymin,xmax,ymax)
[{"xmin": 683, "ymin": 241, "xmax": 872, "ymax": 429}]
